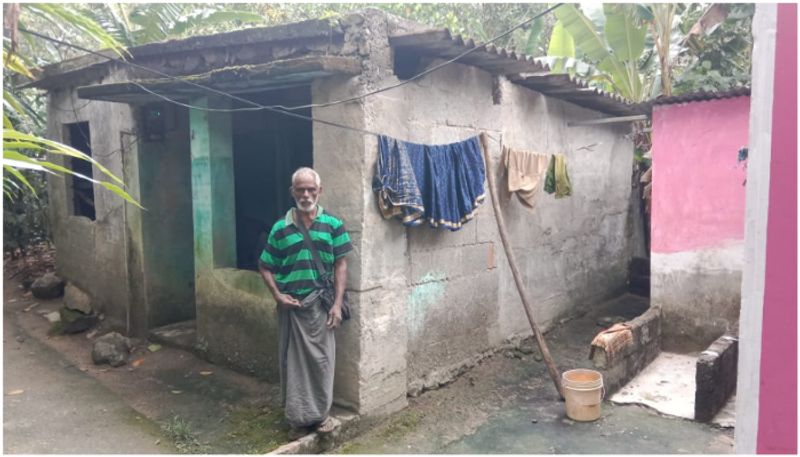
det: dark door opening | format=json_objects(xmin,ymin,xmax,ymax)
[
  {"xmin": 232, "ymin": 86, "xmax": 313, "ymax": 270},
  {"xmin": 65, "ymin": 122, "xmax": 95, "ymax": 220}
]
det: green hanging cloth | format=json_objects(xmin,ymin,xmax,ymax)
[
  {"xmin": 544, "ymin": 154, "xmax": 556, "ymax": 194},
  {"xmin": 554, "ymin": 154, "xmax": 572, "ymax": 198}
]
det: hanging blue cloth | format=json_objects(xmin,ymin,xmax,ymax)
[{"xmin": 373, "ymin": 135, "xmax": 486, "ymax": 231}]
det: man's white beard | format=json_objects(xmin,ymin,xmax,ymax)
[{"xmin": 295, "ymin": 197, "xmax": 317, "ymax": 213}]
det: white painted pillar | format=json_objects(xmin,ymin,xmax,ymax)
[{"xmin": 734, "ymin": 4, "xmax": 777, "ymax": 454}]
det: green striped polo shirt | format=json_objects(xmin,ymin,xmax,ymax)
[{"xmin": 259, "ymin": 205, "xmax": 353, "ymax": 298}]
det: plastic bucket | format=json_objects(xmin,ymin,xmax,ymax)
[{"xmin": 562, "ymin": 369, "xmax": 604, "ymax": 421}]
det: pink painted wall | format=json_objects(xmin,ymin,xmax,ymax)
[
  {"xmin": 757, "ymin": 3, "xmax": 797, "ymax": 453},
  {"xmin": 651, "ymin": 97, "xmax": 750, "ymax": 253}
]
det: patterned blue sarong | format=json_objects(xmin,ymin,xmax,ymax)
[{"xmin": 373, "ymin": 135, "xmax": 486, "ymax": 231}]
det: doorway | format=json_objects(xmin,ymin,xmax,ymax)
[{"xmin": 232, "ymin": 86, "xmax": 313, "ymax": 270}]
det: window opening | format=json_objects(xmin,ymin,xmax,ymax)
[
  {"xmin": 65, "ymin": 122, "xmax": 95, "ymax": 220},
  {"xmin": 232, "ymin": 86, "xmax": 313, "ymax": 270},
  {"xmin": 393, "ymin": 47, "xmax": 425, "ymax": 80}
]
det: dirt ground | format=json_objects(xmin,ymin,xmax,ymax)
[{"xmin": 3, "ymin": 275, "xmax": 293, "ymax": 454}]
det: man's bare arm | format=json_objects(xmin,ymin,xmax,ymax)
[
  {"xmin": 326, "ymin": 257, "xmax": 348, "ymax": 328},
  {"xmin": 258, "ymin": 261, "xmax": 300, "ymax": 309}
]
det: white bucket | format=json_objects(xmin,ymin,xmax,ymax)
[{"xmin": 562, "ymin": 369, "xmax": 604, "ymax": 421}]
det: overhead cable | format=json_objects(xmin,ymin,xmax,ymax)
[{"xmin": 18, "ymin": 4, "xmax": 561, "ymax": 113}]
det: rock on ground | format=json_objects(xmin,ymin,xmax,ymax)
[
  {"xmin": 30, "ymin": 273, "xmax": 65, "ymax": 300},
  {"xmin": 64, "ymin": 284, "xmax": 93, "ymax": 314},
  {"xmin": 60, "ymin": 307, "xmax": 98, "ymax": 334},
  {"xmin": 92, "ymin": 332, "xmax": 132, "ymax": 367}
]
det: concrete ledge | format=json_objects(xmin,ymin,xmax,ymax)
[
  {"xmin": 694, "ymin": 334, "xmax": 738, "ymax": 422},
  {"xmin": 592, "ymin": 305, "xmax": 662, "ymax": 395},
  {"xmin": 270, "ymin": 408, "xmax": 361, "ymax": 454}
]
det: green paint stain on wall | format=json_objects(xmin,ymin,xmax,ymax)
[{"xmin": 408, "ymin": 272, "xmax": 446, "ymax": 336}]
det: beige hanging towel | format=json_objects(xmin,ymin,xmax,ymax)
[{"xmin": 501, "ymin": 145, "xmax": 550, "ymax": 208}]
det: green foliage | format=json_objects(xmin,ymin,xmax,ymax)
[
  {"xmin": 672, "ymin": 3, "xmax": 753, "ymax": 94},
  {"xmin": 161, "ymin": 415, "xmax": 209, "ymax": 454},
  {"xmin": 3, "ymin": 168, "xmax": 49, "ymax": 253},
  {"xmin": 3, "ymin": 3, "xmax": 144, "ymax": 253},
  {"xmin": 221, "ymin": 406, "xmax": 288, "ymax": 453},
  {"xmin": 547, "ymin": 3, "xmax": 753, "ymax": 102},
  {"xmin": 552, "ymin": 3, "xmax": 649, "ymax": 101},
  {"xmin": 21, "ymin": 3, "xmax": 128, "ymax": 58}
]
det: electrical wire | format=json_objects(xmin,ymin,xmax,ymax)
[
  {"xmin": 130, "ymin": 81, "xmax": 385, "ymax": 138},
  {"xmin": 18, "ymin": 4, "xmax": 561, "ymax": 114}
]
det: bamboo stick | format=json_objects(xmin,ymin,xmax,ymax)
[{"xmin": 479, "ymin": 133, "xmax": 564, "ymax": 399}]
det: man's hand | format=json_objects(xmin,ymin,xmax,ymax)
[
  {"xmin": 326, "ymin": 303, "xmax": 343, "ymax": 329},
  {"xmin": 276, "ymin": 293, "xmax": 301, "ymax": 310}
]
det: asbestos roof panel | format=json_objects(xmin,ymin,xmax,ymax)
[
  {"xmin": 389, "ymin": 29, "xmax": 649, "ymax": 116},
  {"xmin": 651, "ymin": 87, "xmax": 751, "ymax": 106}
]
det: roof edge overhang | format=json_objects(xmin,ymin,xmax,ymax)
[
  {"xmin": 24, "ymin": 18, "xmax": 345, "ymax": 91},
  {"xmin": 76, "ymin": 55, "xmax": 362, "ymax": 104},
  {"xmin": 649, "ymin": 87, "xmax": 751, "ymax": 108},
  {"xmin": 389, "ymin": 29, "xmax": 649, "ymax": 117}
]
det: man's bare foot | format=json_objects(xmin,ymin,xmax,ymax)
[{"xmin": 315, "ymin": 416, "xmax": 338, "ymax": 434}]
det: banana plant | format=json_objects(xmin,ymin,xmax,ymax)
[{"xmin": 547, "ymin": 3, "xmax": 650, "ymax": 102}]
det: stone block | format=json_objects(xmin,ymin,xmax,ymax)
[
  {"xmin": 31, "ymin": 272, "xmax": 65, "ymax": 299},
  {"xmin": 59, "ymin": 307, "xmax": 98, "ymax": 334},
  {"xmin": 407, "ymin": 221, "xmax": 477, "ymax": 252},
  {"xmin": 64, "ymin": 283, "xmax": 93, "ymax": 314},
  {"xmin": 349, "ymin": 287, "xmax": 408, "ymax": 415},
  {"xmin": 406, "ymin": 272, "xmax": 498, "ymax": 382},
  {"xmin": 409, "ymin": 243, "xmax": 495, "ymax": 285},
  {"xmin": 592, "ymin": 305, "xmax": 661, "ymax": 396},
  {"xmin": 695, "ymin": 334, "xmax": 738, "ymax": 422}
]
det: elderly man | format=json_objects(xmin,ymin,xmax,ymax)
[{"xmin": 258, "ymin": 167, "xmax": 352, "ymax": 436}]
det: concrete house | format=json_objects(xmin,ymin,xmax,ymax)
[{"xmin": 29, "ymin": 9, "xmax": 648, "ymax": 417}]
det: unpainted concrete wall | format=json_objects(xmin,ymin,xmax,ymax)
[
  {"xmin": 329, "ymin": 9, "xmax": 636, "ymax": 415},
  {"xmin": 368, "ymin": 69, "xmax": 633, "ymax": 394},
  {"xmin": 46, "ymin": 72, "xmax": 137, "ymax": 332},
  {"xmin": 651, "ymin": 97, "xmax": 750, "ymax": 351}
]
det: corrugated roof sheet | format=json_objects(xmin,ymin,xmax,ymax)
[
  {"xmin": 651, "ymin": 87, "xmax": 751, "ymax": 106},
  {"xmin": 389, "ymin": 29, "xmax": 649, "ymax": 117}
]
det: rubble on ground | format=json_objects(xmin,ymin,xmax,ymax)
[{"xmin": 92, "ymin": 332, "xmax": 132, "ymax": 367}]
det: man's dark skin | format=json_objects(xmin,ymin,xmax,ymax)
[{"xmin": 258, "ymin": 173, "xmax": 346, "ymax": 329}]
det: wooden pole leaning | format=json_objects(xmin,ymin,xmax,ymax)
[{"xmin": 478, "ymin": 132, "xmax": 564, "ymax": 400}]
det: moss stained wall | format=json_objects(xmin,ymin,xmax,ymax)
[
  {"xmin": 189, "ymin": 96, "xmax": 280, "ymax": 379},
  {"xmin": 137, "ymin": 104, "xmax": 196, "ymax": 328}
]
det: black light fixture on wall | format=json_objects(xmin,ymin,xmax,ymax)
[{"xmin": 142, "ymin": 103, "xmax": 166, "ymax": 141}]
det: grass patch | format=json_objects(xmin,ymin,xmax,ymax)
[
  {"xmin": 219, "ymin": 405, "xmax": 289, "ymax": 454},
  {"xmin": 335, "ymin": 409, "xmax": 424, "ymax": 454},
  {"xmin": 48, "ymin": 320, "xmax": 63, "ymax": 336},
  {"xmin": 379, "ymin": 409, "xmax": 423, "ymax": 439},
  {"xmin": 161, "ymin": 415, "xmax": 209, "ymax": 454}
]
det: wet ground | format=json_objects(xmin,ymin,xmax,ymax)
[{"xmin": 332, "ymin": 294, "xmax": 735, "ymax": 454}]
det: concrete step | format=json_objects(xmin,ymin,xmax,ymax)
[{"xmin": 148, "ymin": 319, "xmax": 197, "ymax": 352}]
